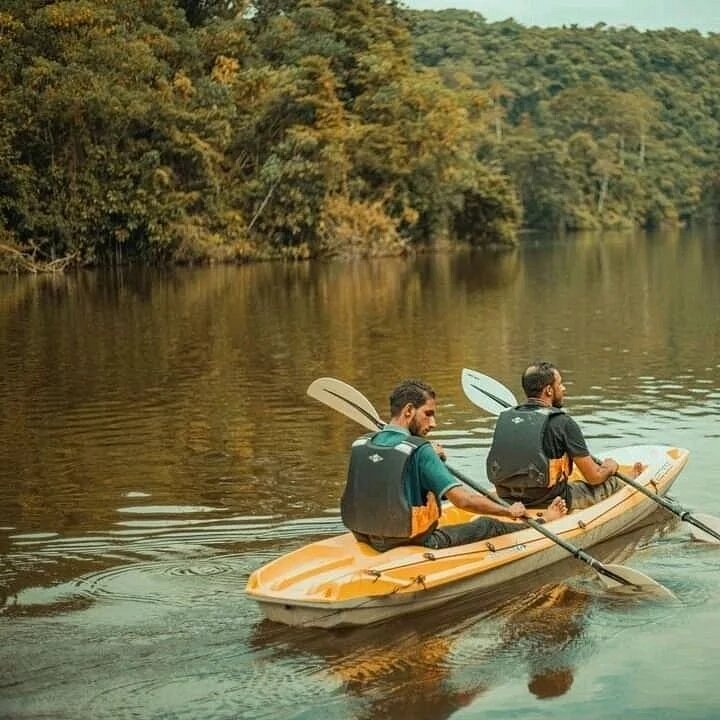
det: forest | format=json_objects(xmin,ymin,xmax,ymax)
[{"xmin": 1, "ymin": 0, "xmax": 718, "ymax": 270}]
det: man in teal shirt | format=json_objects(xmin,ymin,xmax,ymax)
[{"xmin": 341, "ymin": 379, "xmax": 567, "ymax": 551}]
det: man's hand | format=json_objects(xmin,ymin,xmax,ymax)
[
  {"xmin": 600, "ymin": 458, "xmax": 620, "ymax": 476},
  {"xmin": 507, "ymin": 501, "xmax": 527, "ymax": 519}
]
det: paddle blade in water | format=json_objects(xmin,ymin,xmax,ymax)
[
  {"xmin": 596, "ymin": 564, "xmax": 676, "ymax": 599},
  {"xmin": 686, "ymin": 514, "xmax": 720, "ymax": 544}
]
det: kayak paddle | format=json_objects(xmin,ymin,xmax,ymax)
[
  {"xmin": 461, "ymin": 367, "xmax": 720, "ymax": 544},
  {"xmin": 308, "ymin": 376, "xmax": 673, "ymax": 595}
]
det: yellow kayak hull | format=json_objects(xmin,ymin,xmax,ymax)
[{"xmin": 246, "ymin": 445, "xmax": 689, "ymax": 628}]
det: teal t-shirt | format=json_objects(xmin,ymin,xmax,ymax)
[{"xmin": 371, "ymin": 425, "xmax": 461, "ymax": 505}]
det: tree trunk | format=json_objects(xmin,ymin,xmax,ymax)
[
  {"xmin": 597, "ymin": 174, "xmax": 609, "ymax": 215},
  {"xmin": 639, "ymin": 132, "xmax": 646, "ymax": 165}
]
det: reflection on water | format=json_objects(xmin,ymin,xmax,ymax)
[
  {"xmin": 245, "ymin": 517, "xmax": 670, "ymax": 720},
  {"xmin": 1, "ymin": 228, "xmax": 720, "ymax": 718}
]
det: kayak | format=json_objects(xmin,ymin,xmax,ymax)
[{"xmin": 245, "ymin": 445, "xmax": 689, "ymax": 628}]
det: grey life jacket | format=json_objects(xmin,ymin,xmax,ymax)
[
  {"xmin": 341, "ymin": 433, "xmax": 435, "ymax": 539},
  {"xmin": 486, "ymin": 405, "xmax": 569, "ymax": 503}
]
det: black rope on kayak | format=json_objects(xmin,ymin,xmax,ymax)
[
  {"xmin": 412, "ymin": 575, "xmax": 427, "ymax": 590},
  {"xmin": 250, "ymin": 566, "xmax": 439, "ymax": 634},
  {"xmin": 366, "ymin": 536, "xmax": 549, "ymax": 577},
  {"xmin": 253, "ymin": 538, "xmax": 578, "ymax": 633},
  {"xmin": 365, "ymin": 568, "xmax": 429, "ymax": 591},
  {"xmin": 251, "ymin": 500, "xmax": 665, "ymax": 635}
]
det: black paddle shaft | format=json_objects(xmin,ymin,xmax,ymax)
[
  {"xmin": 469, "ymin": 372, "xmax": 719, "ymax": 544},
  {"xmin": 618, "ymin": 473, "xmax": 720, "ymax": 541},
  {"xmin": 317, "ymin": 382, "xmax": 646, "ymax": 589},
  {"xmin": 446, "ymin": 464, "xmax": 637, "ymax": 587}
]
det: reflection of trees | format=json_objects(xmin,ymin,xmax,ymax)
[
  {"xmin": 2, "ymin": 227, "xmax": 713, "ymax": 585},
  {"xmin": 0, "ymin": 250, "xmax": 533, "ymax": 538},
  {"xmin": 448, "ymin": 246, "xmax": 520, "ymax": 293},
  {"xmin": 469, "ymin": 227, "xmax": 720, "ymax": 397},
  {"xmin": 248, "ymin": 515, "xmax": 670, "ymax": 718}
]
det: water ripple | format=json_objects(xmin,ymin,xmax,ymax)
[
  {"xmin": 71, "ymin": 556, "xmax": 247, "ymax": 608},
  {"xmin": 0, "ymin": 513, "xmax": 345, "ymax": 617}
]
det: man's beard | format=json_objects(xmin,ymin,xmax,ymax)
[{"xmin": 408, "ymin": 416, "xmax": 425, "ymax": 436}]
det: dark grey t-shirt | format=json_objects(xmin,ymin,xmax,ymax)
[{"xmin": 542, "ymin": 412, "xmax": 590, "ymax": 460}]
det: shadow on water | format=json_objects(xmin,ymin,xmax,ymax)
[{"xmin": 246, "ymin": 512, "xmax": 676, "ymax": 720}]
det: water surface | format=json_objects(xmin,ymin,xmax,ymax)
[{"xmin": 1, "ymin": 228, "xmax": 720, "ymax": 719}]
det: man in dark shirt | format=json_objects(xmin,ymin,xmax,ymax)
[
  {"xmin": 342, "ymin": 378, "xmax": 566, "ymax": 551},
  {"xmin": 486, "ymin": 362, "xmax": 642, "ymax": 510}
]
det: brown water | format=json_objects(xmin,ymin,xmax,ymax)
[{"xmin": 1, "ymin": 228, "xmax": 719, "ymax": 719}]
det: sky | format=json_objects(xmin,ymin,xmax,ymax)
[{"xmin": 403, "ymin": 0, "xmax": 720, "ymax": 33}]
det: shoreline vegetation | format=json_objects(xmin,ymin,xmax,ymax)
[{"xmin": 1, "ymin": 1, "xmax": 718, "ymax": 273}]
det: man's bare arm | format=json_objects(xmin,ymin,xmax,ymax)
[{"xmin": 445, "ymin": 486, "xmax": 527, "ymax": 519}]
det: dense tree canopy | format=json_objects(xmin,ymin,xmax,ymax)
[
  {"xmin": 410, "ymin": 10, "xmax": 720, "ymax": 230},
  {"xmin": 0, "ymin": 2, "xmax": 717, "ymax": 269}
]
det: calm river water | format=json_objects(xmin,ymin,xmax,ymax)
[{"xmin": 1, "ymin": 228, "xmax": 720, "ymax": 719}]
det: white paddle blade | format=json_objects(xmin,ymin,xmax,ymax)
[
  {"xmin": 461, "ymin": 368, "xmax": 518, "ymax": 415},
  {"xmin": 307, "ymin": 377, "xmax": 384, "ymax": 432},
  {"xmin": 687, "ymin": 514, "xmax": 720, "ymax": 544},
  {"xmin": 596, "ymin": 564, "xmax": 676, "ymax": 599}
]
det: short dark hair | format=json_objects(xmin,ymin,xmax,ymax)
[
  {"xmin": 522, "ymin": 361, "xmax": 558, "ymax": 398},
  {"xmin": 389, "ymin": 379, "xmax": 435, "ymax": 416}
]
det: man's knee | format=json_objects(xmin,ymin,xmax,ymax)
[{"xmin": 568, "ymin": 479, "xmax": 621, "ymax": 509}]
